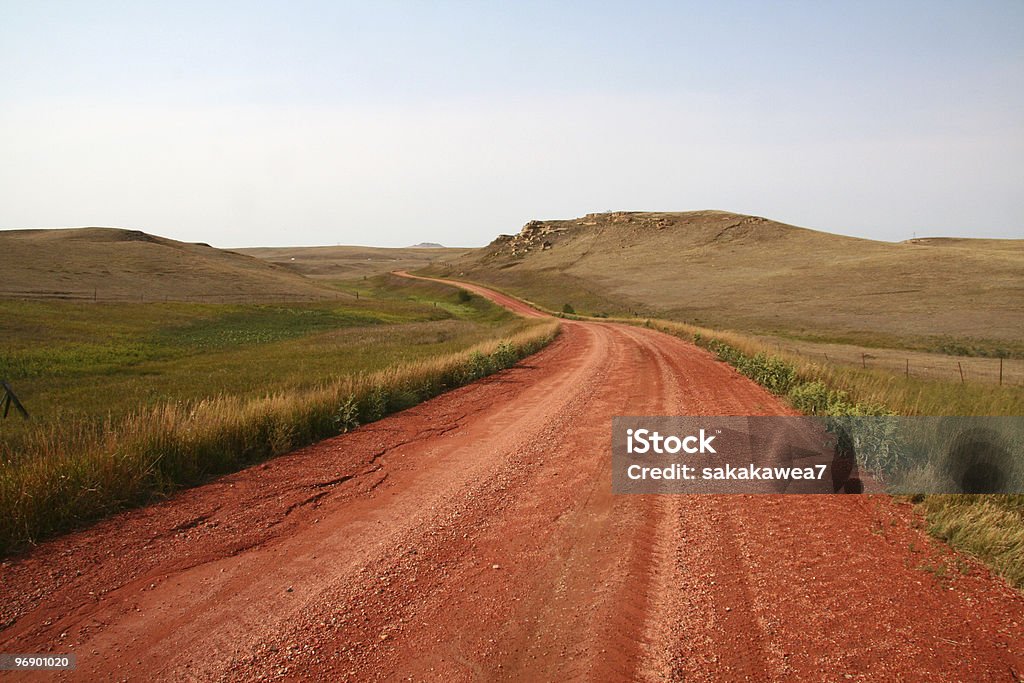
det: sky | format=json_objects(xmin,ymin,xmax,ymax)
[{"xmin": 1, "ymin": 1, "xmax": 1022, "ymax": 247}]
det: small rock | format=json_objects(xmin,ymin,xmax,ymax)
[
  {"xmin": 286, "ymin": 586, "xmax": 294, "ymax": 593},
  {"xmin": 492, "ymin": 564, "xmax": 501, "ymax": 570}
]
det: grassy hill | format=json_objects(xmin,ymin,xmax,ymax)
[
  {"xmin": 238, "ymin": 245, "xmax": 470, "ymax": 281},
  {"xmin": 426, "ymin": 210, "xmax": 1024, "ymax": 355},
  {"xmin": 0, "ymin": 228, "xmax": 340, "ymax": 302}
]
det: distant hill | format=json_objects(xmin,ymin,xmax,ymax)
[
  {"xmin": 239, "ymin": 245, "xmax": 470, "ymax": 280},
  {"xmin": 0, "ymin": 227, "xmax": 339, "ymax": 302},
  {"xmin": 426, "ymin": 210, "xmax": 1024, "ymax": 351},
  {"xmin": 409, "ymin": 242, "xmax": 446, "ymax": 249}
]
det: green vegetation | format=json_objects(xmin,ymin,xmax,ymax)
[
  {"xmin": 915, "ymin": 495, "xmax": 1024, "ymax": 589},
  {"xmin": 699, "ymin": 337, "xmax": 890, "ymax": 415},
  {"xmin": 0, "ymin": 274, "xmax": 520, "ymax": 428},
  {"xmin": 0, "ymin": 274, "xmax": 558, "ymax": 554}
]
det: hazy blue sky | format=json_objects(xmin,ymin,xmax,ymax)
[{"xmin": 1, "ymin": 1, "xmax": 1022, "ymax": 247}]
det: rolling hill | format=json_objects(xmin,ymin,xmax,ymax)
[
  {"xmin": 0, "ymin": 228, "xmax": 340, "ymax": 302},
  {"xmin": 425, "ymin": 210, "xmax": 1024, "ymax": 352}
]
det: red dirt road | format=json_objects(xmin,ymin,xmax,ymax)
[{"xmin": 1, "ymin": 277, "xmax": 1022, "ymax": 681}]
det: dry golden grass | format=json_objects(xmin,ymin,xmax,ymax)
[
  {"xmin": 0, "ymin": 227, "xmax": 340, "ymax": 302},
  {"xmin": 0, "ymin": 321, "xmax": 559, "ymax": 554},
  {"xmin": 914, "ymin": 495, "xmax": 1024, "ymax": 588},
  {"xmin": 429, "ymin": 210, "xmax": 1024, "ymax": 356},
  {"xmin": 755, "ymin": 336, "xmax": 1023, "ymax": 387},
  {"xmin": 239, "ymin": 244, "xmax": 471, "ymax": 280}
]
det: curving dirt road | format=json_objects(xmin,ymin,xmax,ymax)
[{"xmin": 1, "ymin": 275, "xmax": 1022, "ymax": 681}]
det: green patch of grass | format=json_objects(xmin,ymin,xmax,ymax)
[
  {"xmin": 0, "ymin": 275, "xmax": 523, "ymax": 428},
  {"xmin": 0, "ymin": 324, "xmax": 558, "ymax": 554},
  {"xmin": 342, "ymin": 273, "xmax": 513, "ymax": 324},
  {"xmin": 0, "ymin": 297, "xmax": 445, "ymax": 380},
  {"xmin": 0, "ymin": 275, "xmax": 557, "ymax": 554},
  {"xmin": 152, "ymin": 306, "xmax": 397, "ymax": 348}
]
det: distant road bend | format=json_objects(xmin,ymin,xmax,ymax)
[{"xmin": 1, "ymin": 273, "xmax": 1022, "ymax": 681}]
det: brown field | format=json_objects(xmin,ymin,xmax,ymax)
[
  {"xmin": 756, "ymin": 334, "xmax": 1024, "ymax": 387},
  {"xmin": 421, "ymin": 210, "xmax": 1024, "ymax": 356},
  {"xmin": 237, "ymin": 244, "xmax": 471, "ymax": 280},
  {"xmin": 0, "ymin": 227, "xmax": 341, "ymax": 302}
]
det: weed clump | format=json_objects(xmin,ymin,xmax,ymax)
[{"xmin": 699, "ymin": 337, "xmax": 892, "ymax": 416}]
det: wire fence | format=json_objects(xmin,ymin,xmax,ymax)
[
  {"xmin": 2, "ymin": 289, "xmax": 1018, "ymax": 386},
  {"xmin": 767, "ymin": 339, "xmax": 1022, "ymax": 387},
  {"xmin": 0, "ymin": 289, "xmax": 349, "ymax": 304}
]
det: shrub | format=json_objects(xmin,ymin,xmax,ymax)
[
  {"xmin": 701, "ymin": 338, "xmax": 890, "ymax": 417},
  {"xmin": 333, "ymin": 394, "xmax": 360, "ymax": 432}
]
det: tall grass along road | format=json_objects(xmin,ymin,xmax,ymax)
[
  {"xmin": 0, "ymin": 274, "xmax": 554, "ymax": 553},
  {"xmin": 1, "ymin": 276, "xmax": 1021, "ymax": 681}
]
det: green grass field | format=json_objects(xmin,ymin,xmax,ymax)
[
  {"xmin": 0, "ymin": 274, "xmax": 557, "ymax": 554},
  {"xmin": 0, "ymin": 274, "xmax": 522, "ymax": 430}
]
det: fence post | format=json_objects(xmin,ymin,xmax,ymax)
[
  {"xmin": 958, "ymin": 361, "xmax": 964, "ymax": 384},
  {"xmin": 1, "ymin": 380, "xmax": 30, "ymax": 419},
  {"xmin": 905, "ymin": 358, "xmax": 909, "ymax": 378},
  {"xmin": 861, "ymin": 353, "xmax": 866, "ymax": 369},
  {"xmin": 999, "ymin": 357, "xmax": 1003, "ymax": 386}
]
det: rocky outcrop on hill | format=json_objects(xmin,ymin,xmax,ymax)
[{"xmin": 485, "ymin": 210, "xmax": 784, "ymax": 259}]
